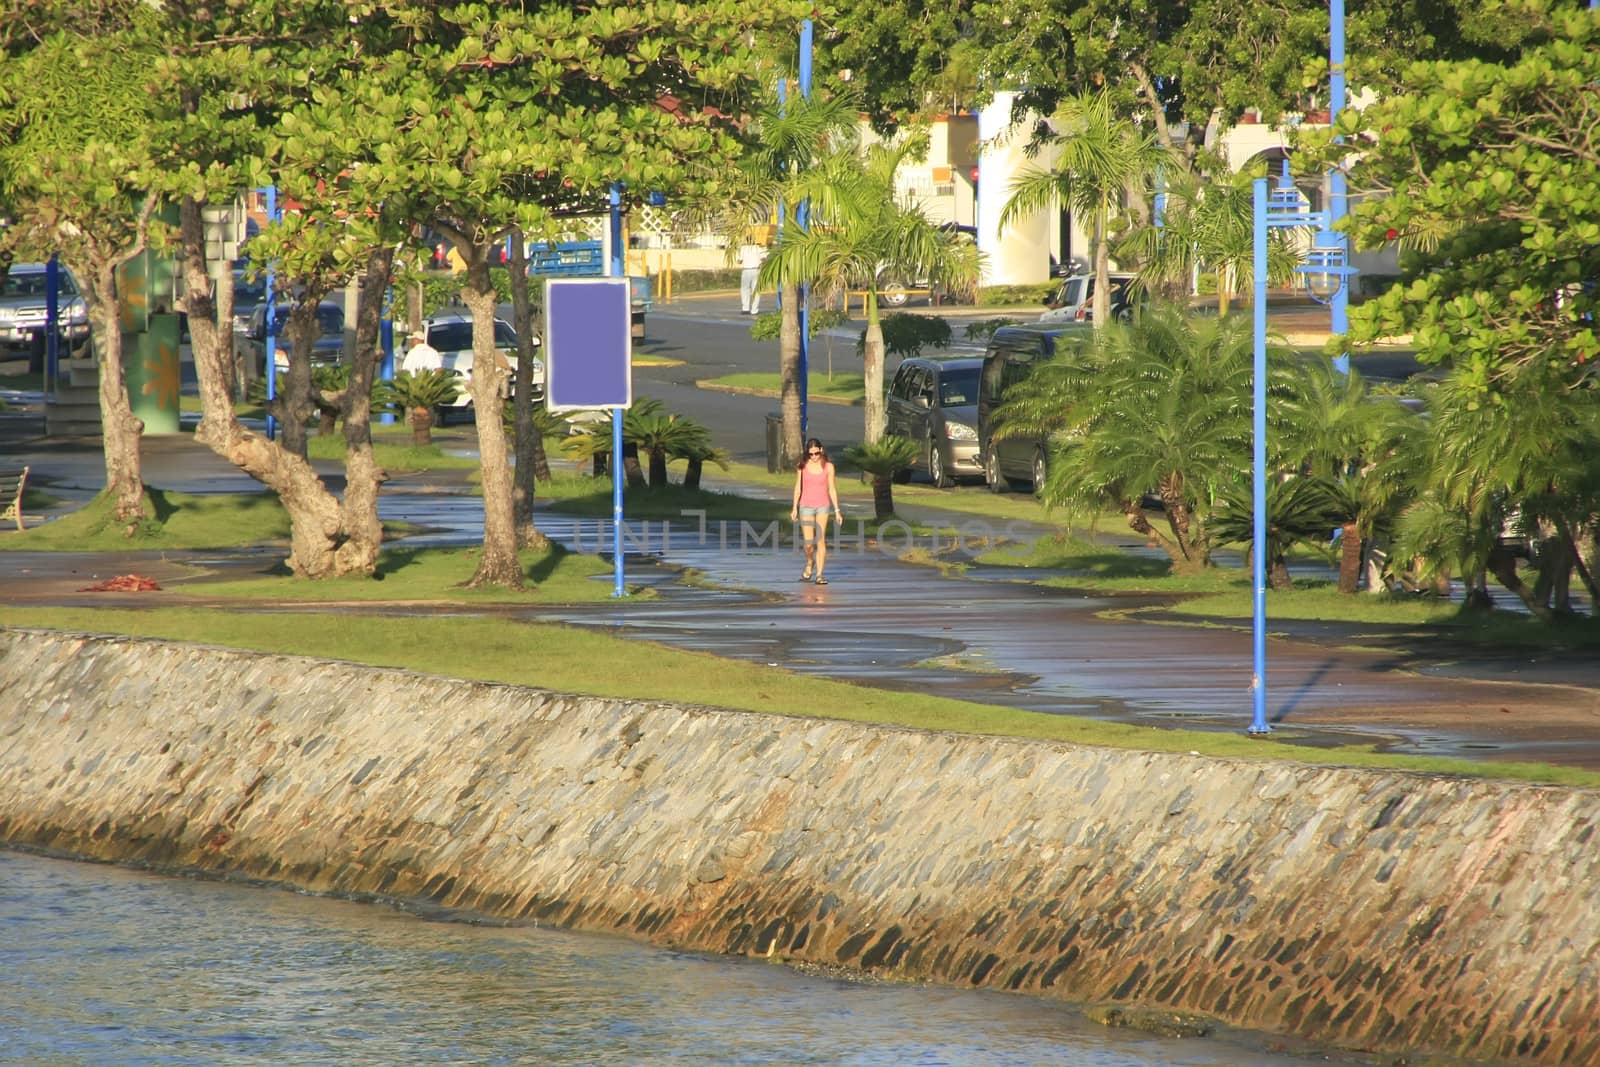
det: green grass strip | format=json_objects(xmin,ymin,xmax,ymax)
[{"xmin": 3, "ymin": 608, "xmax": 1595, "ymax": 787}]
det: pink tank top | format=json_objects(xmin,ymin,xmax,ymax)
[{"xmin": 799, "ymin": 462, "xmax": 831, "ymax": 507}]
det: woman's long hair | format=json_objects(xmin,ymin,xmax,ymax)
[{"xmin": 797, "ymin": 437, "xmax": 829, "ymax": 470}]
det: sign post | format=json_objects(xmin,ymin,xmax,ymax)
[{"xmin": 545, "ymin": 276, "xmax": 633, "ymax": 598}]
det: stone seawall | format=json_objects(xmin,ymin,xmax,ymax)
[{"xmin": 1, "ymin": 629, "xmax": 1596, "ymax": 1065}]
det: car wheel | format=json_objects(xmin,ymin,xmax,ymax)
[
  {"xmin": 879, "ymin": 278, "xmax": 910, "ymax": 307},
  {"xmin": 1031, "ymin": 448, "xmax": 1048, "ymax": 498},
  {"xmin": 929, "ymin": 439, "xmax": 952, "ymax": 488},
  {"xmin": 985, "ymin": 449, "xmax": 1008, "ymax": 494}
]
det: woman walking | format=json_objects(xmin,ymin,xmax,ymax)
[{"xmin": 790, "ymin": 437, "xmax": 842, "ymax": 584}]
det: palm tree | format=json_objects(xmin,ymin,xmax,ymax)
[
  {"xmin": 1209, "ymin": 476, "xmax": 1342, "ymax": 590},
  {"xmin": 692, "ymin": 90, "xmax": 858, "ymax": 468},
  {"xmin": 377, "ymin": 369, "xmax": 462, "ymax": 447},
  {"xmin": 844, "ymin": 436, "xmax": 918, "ymax": 521},
  {"xmin": 673, "ymin": 440, "xmax": 731, "ymax": 490},
  {"xmin": 630, "ymin": 411, "xmax": 713, "ymax": 487},
  {"xmin": 764, "ymin": 135, "xmax": 980, "ymax": 441},
  {"xmin": 999, "ymin": 89, "xmax": 1173, "ymax": 329},
  {"xmin": 998, "ymin": 303, "xmax": 1289, "ymax": 575},
  {"xmin": 1275, "ymin": 361, "xmax": 1419, "ymax": 593}
]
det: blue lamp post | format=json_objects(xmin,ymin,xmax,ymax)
[
  {"xmin": 1248, "ymin": 169, "xmax": 1355, "ymax": 736},
  {"xmin": 1328, "ymin": 0, "xmax": 1351, "ymax": 375}
]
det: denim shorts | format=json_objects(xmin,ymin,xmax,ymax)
[{"xmin": 796, "ymin": 505, "xmax": 830, "ymax": 520}]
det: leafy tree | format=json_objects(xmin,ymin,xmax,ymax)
[
  {"xmin": 1329, "ymin": 1, "xmax": 1600, "ymax": 617},
  {"xmin": 843, "ymin": 436, "xmax": 919, "ymax": 521},
  {"xmin": 0, "ymin": 17, "xmax": 164, "ymax": 523},
  {"xmin": 999, "ymin": 90, "xmax": 1173, "ymax": 329},
  {"xmin": 857, "ymin": 313, "xmax": 951, "ymax": 360},
  {"xmin": 764, "ymin": 135, "xmax": 979, "ymax": 440}
]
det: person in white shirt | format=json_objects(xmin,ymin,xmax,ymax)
[
  {"xmin": 401, "ymin": 328, "xmax": 440, "ymax": 373},
  {"xmin": 738, "ymin": 240, "xmax": 768, "ymax": 315}
]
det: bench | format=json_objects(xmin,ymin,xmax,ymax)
[{"xmin": 0, "ymin": 466, "xmax": 28, "ymax": 532}]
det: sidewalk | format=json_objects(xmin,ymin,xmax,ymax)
[{"xmin": 2, "ymin": 422, "xmax": 1597, "ymax": 772}]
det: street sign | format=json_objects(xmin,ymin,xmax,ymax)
[{"xmin": 545, "ymin": 277, "xmax": 632, "ymax": 411}]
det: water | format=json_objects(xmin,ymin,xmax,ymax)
[{"xmin": 0, "ymin": 851, "xmax": 1362, "ymax": 1067}]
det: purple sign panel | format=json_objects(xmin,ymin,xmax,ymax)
[{"xmin": 545, "ymin": 277, "xmax": 632, "ymax": 411}]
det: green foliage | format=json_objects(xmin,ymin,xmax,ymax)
[
  {"xmin": 844, "ymin": 435, "xmax": 920, "ymax": 475},
  {"xmin": 1209, "ymin": 477, "xmax": 1341, "ymax": 589},
  {"xmin": 964, "ymin": 318, "xmax": 1023, "ymax": 342},
  {"xmin": 377, "ymin": 368, "xmax": 464, "ymax": 415},
  {"xmin": 856, "ymin": 313, "xmax": 952, "ymax": 359},
  {"xmin": 975, "ymin": 284, "xmax": 1057, "ymax": 307},
  {"xmin": 666, "ymin": 269, "xmax": 743, "ymax": 294},
  {"xmin": 750, "ymin": 305, "xmax": 848, "ymax": 341}
]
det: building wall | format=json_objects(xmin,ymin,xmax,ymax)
[{"xmin": 1, "ymin": 629, "xmax": 1595, "ymax": 1066}]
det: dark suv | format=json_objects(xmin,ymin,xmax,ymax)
[
  {"xmin": 884, "ymin": 356, "xmax": 983, "ymax": 487},
  {"xmin": 976, "ymin": 324, "xmax": 1093, "ymax": 493}
]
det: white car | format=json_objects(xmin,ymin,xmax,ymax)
[
  {"xmin": 0, "ymin": 263, "xmax": 91, "ymax": 352},
  {"xmin": 405, "ymin": 314, "xmax": 543, "ymax": 417}
]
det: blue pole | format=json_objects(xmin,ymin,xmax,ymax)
[
  {"xmin": 1328, "ymin": 0, "xmax": 1350, "ymax": 375},
  {"xmin": 1250, "ymin": 178, "xmax": 1270, "ymax": 736},
  {"xmin": 44, "ymin": 256, "xmax": 60, "ymax": 389},
  {"xmin": 609, "ymin": 182, "xmax": 626, "ymax": 599},
  {"xmin": 797, "ymin": 18, "xmax": 813, "ymax": 437},
  {"xmin": 263, "ymin": 186, "xmax": 278, "ymax": 441},
  {"xmin": 379, "ymin": 284, "xmax": 395, "ymax": 425}
]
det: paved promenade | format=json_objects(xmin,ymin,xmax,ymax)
[{"xmin": 1, "ymin": 409, "xmax": 1597, "ymax": 771}]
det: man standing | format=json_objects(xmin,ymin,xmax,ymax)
[
  {"xmin": 401, "ymin": 327, "xmax": 440, "ymax": 373},
  {"xmin": 738, "ymin": 237, "xmax": 767, "ymax": 315}
]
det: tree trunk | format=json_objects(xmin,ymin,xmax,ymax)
[
  {"xmin": 83, "ymin": 264, "xmax": 147, "ymax": 523},
  {"xmin": 460, "ymin": 263, "xmax": 524, "ymax": 589},
  {"xmin": 213, "ymin": 265, "xmax": 240, "ymax": 401},
  {"xmin": 647, "ymin": 446, "xmax": 668, "ymax": 488},
  {"xmin": 1487, "ymin": 546, "xmax": 1554, "ymax": 621},
  {"xmin": 1337, "ymin": 520, "xmax": 1363, "ymax": 594},
  {"xmin": 1093, "ymin": 202, "xmax": 1112, "ymax": 330},
  {"xmin": 408, "ymin": 406, "xmax": 434, "ymax": 446},
  {"xmin": 862, "ymin": 293, "xmax": 886, "ymax": 442},
  {"xmin": 505, "ymin": 229, "xmax": 549, "ymax": 550},
  {"xmin": 330, "ymin": 249, "xmax": 393, "ymax": 577},
  {"xmin": 872, "ymin": 474, "xmax": 894, "ymax": 522},
  {"xmin": 621, "ymin": 442, "xmax": 646, "ymax": 489},
  {"xmin": 1269, "ymin": 556, "xmax": 1293, "ymax": 591},
  {"xmin": 277, "ymin": 299, "xmax": 325, "ymax": 459},
  {"xmin": 779, "ymin": 280, "xmax": 804, "ymax": 467},
  {"xmin": 684, "ymin": 458, "xmax": 704, "ymax": 490},
  {"xmin": 179, "ymin": 196, "xmax": 362, "ymax": 579}
]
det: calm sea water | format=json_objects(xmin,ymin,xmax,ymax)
[{"xmin": 0, "ymin": 849, "xmax": 1359, "ymax": 1066}]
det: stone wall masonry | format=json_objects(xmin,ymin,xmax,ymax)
[{"xmin": 1, "ymin": 629, "xmax": 1597, "ymax": 1065}]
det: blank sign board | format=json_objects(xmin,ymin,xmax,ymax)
[{"xmin": 544, "ymin": 277, "xmax": 632, "ymax": 411}]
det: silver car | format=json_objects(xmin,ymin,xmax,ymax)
[
  {"xmin": 0, "ymin": 263, "xmax": 90, "ymax": 353},
  {"xmin": 884, "ymin": 356, "xmax": 984, "ymax": 487}
]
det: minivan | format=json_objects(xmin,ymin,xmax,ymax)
[
  {"xmin": 976, "ymin": 324, "xmax": 1093, "ymax": 493},
  {"xmin": 884, "ymin": 355, "xmax": 983, "ymax": 487}
]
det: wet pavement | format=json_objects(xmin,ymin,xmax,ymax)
[{"xmin": 2, "ymin": 422, "xmax": 1599, "ymax": 771}]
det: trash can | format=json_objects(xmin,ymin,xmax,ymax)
[{"xmin": 765, "ymin": 411, "xmax": 783, "ymax": 473}]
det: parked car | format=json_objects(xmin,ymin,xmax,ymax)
[
  {"xmin": 884, "ymin": 355, "xmax": 984, "ymax": 487},
  {"xmin": 405, "ymin": 313, "xmax": 542, "ymax": 420},
  {"xmin": 976, "ymin": 323, "xmax": 1093, "ymax": 494},
  {"xmin": 244, "ymin": 301, "xmax": 345, "ymax": 375},
  {"xmin": 0, "ymin": 262, "xmax": 91, "ymax": 356},
  {"xmin": 877, "ymin": 223, "xmax": 978, "ymax": 307},
  {"xmin": 1039, "ymin": 272, "xmax": 1141, "ymax": 325}
]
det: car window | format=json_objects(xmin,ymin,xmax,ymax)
[
  {"xmin": 233, "ymin": 275, "xmax": 268, "ymax": 305},
  {"xmin": 1065, "ymin": 279, "xmax": 1085, "ymax": 306},
  {"xmin": 428, "ymin": 323, "xmax": 473, "ymax": 350},
  {"xmin": 889, "ymin": 363, "xmax": 913, "ymax": 400},
  {"xmin": 493, "ymin": 320, "xmax": 518, "ymax": 347},
  {"xmin": 938, "ymin": 367, "xmax": 979, "ymax": 407},
  {"xmin": 1, "ymin": 271, "xmax": 71, "ymax": 298},
  {"xmin": 267, "ymin": 305, "xmax": 343, "ymax": 335}
]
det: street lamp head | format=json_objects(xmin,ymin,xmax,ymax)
[{"xmin": 1299, "ymin": 242, "xmax": 1356, "ymax": 304}]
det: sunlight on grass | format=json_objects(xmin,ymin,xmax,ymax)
[
  {"xmin": 189, "ymin": 543, "xmax": 627, "ymax": 603},
  {"xmin": 4, "ymin": 607, "xmax": 1594, "ymax": 786},
  {"xmin": 306, "ymin": 433, "xmax": 481, "ymax": 471},
  {"xmin": 702, "ymin": 371, "xmax": 866, "ymax": 404},
  {"xmin": 0, "ymin": 487, "xmax": 290, "ymax": 551}
]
